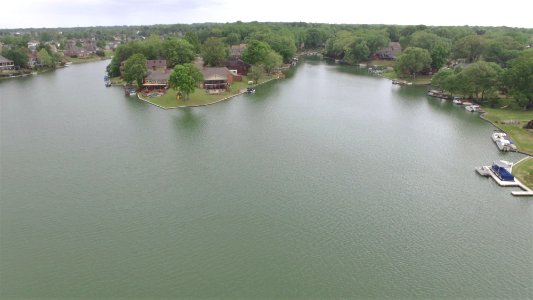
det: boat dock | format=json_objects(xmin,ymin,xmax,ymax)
[{"xmin": 476, "ymin": 163, "xmax": 533, "ymax": 197}]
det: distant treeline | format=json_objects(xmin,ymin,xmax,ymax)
[{"xmin": 2, "ymin": 23, "xmax": 532, "ymax": 108}]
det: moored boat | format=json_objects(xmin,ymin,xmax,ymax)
[{"xmin": 465, "ymin": 105, "xmax": 481, "ymax": 112}]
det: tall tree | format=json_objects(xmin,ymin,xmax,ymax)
[
  {"xmin": 225, "ymin": 32, "xmax": 241, "ymax": 45},
  {"xmin": 410, "ymin": 31, "xmax": 451, "ymax": 69},
  {"xmin": 248, "ymin": 64, "xmax": 265, "ymax": 84},
  {"xmin": 263, "ymin": 50, "xmax": 283, "ymax": 74},
  {"xmin": 242, "ymin": 40, "xmax": 271, "ymax": 65},
  {"xmin": 163, "ymin": 37, "xmax": 195, "ymax": 67},
  {"xmin": 201, "ymin": 37, "xmax": 229, "ymax": 67},
  {"xmin": 184, "ymin": 31, "xmax": 201, "ymax": 54},
  {"xmin": 504, "ymin": 52, "xmax": 533, "ymax": 109},
  {"xmin": 395, "ymin": 47, "xmax": 432, "ymax": 78},
  {"xmin": 37, "ymin": 48, "xmax": 53, "ymax": 67},
  {"xmin": 453, "ymin": 35, "xmax": 486, "ymax": 63},
  {"xmin": 2, "ymin": 47, "xmax": 28, "ymax": 68},
  {"xmin": 123, "ymin": 53, "xmax": 147, "ymax": 87},
  {"xmin": 168, "ymin": 63, "xmax": 203, "ymax": 100},
  {"xmin": 344, "ymin": 37, "xmax": 370, "ymax": 64},
  {"xmin": 305, "ymin": 28, "xmax": 327, "ymax": 48},
  {"xmin": 460, "ymin": 61, "xmax": 503, "ymax": 100},
  {"xmin": 431, "ymin": 68, "xmax": 459, "ymax": 95}
]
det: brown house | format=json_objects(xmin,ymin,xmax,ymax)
[
  {"xmin": 200, "ymin": 67, "xmax": 234, "ymax": 93},
  {"xmin": 375, "ymin": 42, "xmax": 402, "ymax": 60},
  {"xmin": 225, "ymin": 58, "xmax": 251, "ymax": 75},
  {"xmin": 143, "ymin": 70, "xmax": 171, "ymax": 88},
  {"xmin": 146, "ymin": 59, "xmax": 167, "ymax": 71},
  {"xmin": 120, "ymin": 59, "xmax": 167, "ymax": 77},
  {"xmin": 0, "ymin": 55, "xmax": 15, "ymax": 70}
]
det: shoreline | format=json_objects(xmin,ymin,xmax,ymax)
[
  {"xmin": 138, "ymin": 76, "xmax": 279, "ymax": 109},
  {"xmin": 479, "ymin": 112, "xmax": 533, "ymax": 157}
]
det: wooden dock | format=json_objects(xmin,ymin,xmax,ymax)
[{"xmin": 478, "ymin": 166, "xmax": 533, "ymax": 197}]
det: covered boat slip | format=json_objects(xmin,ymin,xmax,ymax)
[
  {"xmin": 492, "ymin": 161, "xmax": 514, "ymax": 181},
  {"xmin": 476, "ymin": 161, "xmax": 533, "ymax": 196}
]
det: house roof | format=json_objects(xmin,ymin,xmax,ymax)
[
  {"xmin": 201, "ymin": 67, "xmax": 230, "ymax": 81},
  {"xmin": 376, "ymin": 42, "xmax": 402, "ymax": 58},
  {"xmin": 225, "ymin": 58, "xmax": 251, "ymax": 68},
  {"xmin": 146, "ymin": 59, "xmax": 167, "ymax": 69},
  {"xmin": 145, "ymin": 70, "xmax": 171, "ymax": 81},
  {"xmin": 0, "ymin": 55, "xmax": 14, "ymax": 63}
]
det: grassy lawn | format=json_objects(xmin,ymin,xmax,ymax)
[
  {"xmin": 483, "ymin": 107, "xmax": 533, "ymax": 155},
  {"xmin": 513, "ymin": 157, "xmax": 533, "ymax": 189},
  {"xmin": 144, "ymin": 75, "xmax": 276, "ymax": 108}
]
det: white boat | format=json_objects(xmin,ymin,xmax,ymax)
[
  {"xmin": 491, "ymin": 132, "xmax": 507, "ymax": 142},
  {"xmin": 461, "ymin": 101, "xmax": 473, "ymax": 106},
  {"xmin": 475, "ymin": 166, "xmax": 491, "ymax": 177},
  {"xmin": 465, "ymin": 105, "xmax": 481, "ymax": 112},
  {"xmin": 452, "ymin": 99, "xmax": 462, "ymax": 104},
  {"xmin": 495, "ymin": 139, "xmax": 517, "ymax": 151}
]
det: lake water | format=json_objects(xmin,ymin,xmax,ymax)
[{"xmin": 1, "ymin": 59, "xmax": 531, "ymax": 298}]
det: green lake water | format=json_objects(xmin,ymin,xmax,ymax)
[{"xmin": 1, "ymin": 59, "xmax": 531, "ymax": 298}]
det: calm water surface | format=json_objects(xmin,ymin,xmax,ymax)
[{"xmin": 1, "ymin": 60, "xmax": 531, "ymax": 298}]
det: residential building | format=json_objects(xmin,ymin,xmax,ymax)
[
  {"xmin": 375, "ymin": 42, "xmax": 402, "ymax": 60},
  {"xmin": 200, "ymin": 67, "xmax": 234, "ymax": 93},
  {"xmin": 225, "ymin": 58, "xmax": 251, "ymax": 75},
  {"xmin": 143, "ymin": 70, "xmax": 171, "ymax": 88},
  {"xmin": 27, "ymin": 52, "xmax": 40, "ymax": 68},
  {"xmin": 0, "ymin": 55, "xmax": 15, "ymax": 70},
  {"xmin": 146, "ymin": 59, "xmax": 167, "ymax": 71}
]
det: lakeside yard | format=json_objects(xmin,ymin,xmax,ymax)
[
  {"xmin": 140, "ymin": 75, "xmax": 277, "ymax": 108},
  {"xmin": 482, "ymin": 107, "xmax": 533, "ymax": 156},
  {"xmin": 513, "ymin": 157, "xmax": 533, "ymax": 190}
]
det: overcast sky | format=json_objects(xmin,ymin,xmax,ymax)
[{"xmin": 2, "ymin": 0, "xmax": 532, "ymax": 29}]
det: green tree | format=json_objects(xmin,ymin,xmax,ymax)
[
  {"xmin": 431, "ymin": 68, "xmax": 460, "ymax": 95},
  {"xmin": 185, "ymin": 32, "xmax": 201, "ymax": 53},
  {"xmin": 242, "ymin": 40, "xmax": 271, "ymax": 65},
  {"xmin": 395, "ymin": 47, "xmax": 432, "ymax": 78},
  {"xmin": 410, "ymin": 31, "xmax": 451, "ymax": 69},
  {"xmin": 305, "ymin": 28, "xmax": 327, "ymax": 48},
  {"xmin": 263, "ymin": 50, "xmax": 283, "ymax": 74},
  {"xmin": 168, "ymin": 63, "xmax": 203, "ymax": 100},
  {"xmin": 248, "ymin": 64, "xmax": 265, "ymax": 84},
  {"xmin": 504, "ymin": 52, "xmax": 533, "ymax": 109},
  {"xmin": 96, "ymin": 39, "xmax": 106, "ymax": 49},
  {"xmin": 364, "ymin": 33, "xmax": 390, "ymax": 55},
  {"xmin": 37, "ymin": 48, "xmax": 53, "ymax": 67},
  {"xmin": 2, "ymin": 47, "xmax": 28, "ymax": 68},
  {"xmin": 344, "ymin": 37, "xmax": 370, "ymax": 64},
  {"xmin": 201, "ymin": 37, "xmax": 229, "ymax": 67},
  {"xmin": 39, "ymin": 31, "xmax": 53, "ymax": 43},
  {"xmin": 123, "ymin": 53, "xmax": 147, "ymax": 87},
  {"xmin": 164, "ymin": 37, "xmax": 195, "ymax": 67},
  {"xmin": 225, "ymin": 32, "xmax": 241, "ymax": 45},
  {"xmin": 483, "ymin": 36, "xmax": 522, "ymax": 67},
  {"xmin": 461, "ymin": 61, "xmax": 503, "ymax": 100},
  {"xmin": 453, "ymin": 35, "xmax": 486, "ymax": 63},
  {"xmin": 143, "ymin": 34, "xmax": 165, "ymax": 59}
]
